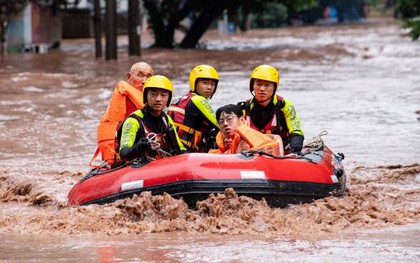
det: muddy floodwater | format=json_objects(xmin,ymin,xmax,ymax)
[{"xmin": 0, "ymin": 18, "xmax": 419, "ymax": 262}]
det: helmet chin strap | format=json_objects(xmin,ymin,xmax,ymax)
[{"xmin": 209, "ymin": 90, "xmax": 216, "ymax": 99}]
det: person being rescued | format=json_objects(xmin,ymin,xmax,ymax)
[
  {"xmin": 237, "ymin": 65, "xmax": 304, "ymax": 156},
  {"xmin": 91, "ymin": 62, "xmax": 154, "ymax": 167},
  {"xmin": 167, "ymin": 64, "xmax": 220, "ymax": 153},
  {"xmin": 209, "ymin": 104, "xmax": 284, "ymax": 156},
  {"xmin": 116, "ymin": 75, "xmax": 186, "ymax": 163}
]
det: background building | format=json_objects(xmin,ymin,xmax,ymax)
[{"xmin": 6, "ymin": 2, "xmax": 61, "ymax": 54}]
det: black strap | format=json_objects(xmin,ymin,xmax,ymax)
[
  {"xmin": 237, "ymin": 100, "xmax": 251, "ymax": 116},
  {"xmin": 242, "ymin": 150, "xmax": 315, "ymax": 163},
  {"xmin": 238, "ymin": 99, "xmax": 284, "ymax": 134},
  {"xmin": 128, "ymin": 113, "xmax": 147, "ymax": 138},
  {"xmin": 275, "ymin": 100, "xmax": 284, "ymax": 134}
]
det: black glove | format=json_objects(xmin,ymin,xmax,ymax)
[
  {"xmin": 135, "ymin": 138, "xmax": 150, "ymax": 153},
  {"xmin": 206, "ymin": 128, "xmax": 218, "ymax": 150},
  {"xmin": 290, "ymin": 134, "xmax": 304, "ymax": 155}
]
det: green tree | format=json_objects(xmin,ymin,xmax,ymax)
[
  {"xmin": 397, "ymin": 0, "xmax": 420, "ymax": 40},
  {"xmin": 251, "ymin": 3, "xmax": 288, "ymax": 28},
  {"xmin": 402, "ymin": 16, "xmax": 420, "ymax": 40},
  {"xmin": 144, "ymin": 0, "xmax": 316, "ymax": 49}
]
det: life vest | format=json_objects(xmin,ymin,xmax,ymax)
[
  {"xmin": 210, "ymin": 124, "xmax": 281, "ymax": 156},
  {"xmin": 209, "ymin": 132, "xmax": 232, "ymax": 154},
  {"xmin": 167, "ymin": 93, "xmax": 203, "ymax": 151},
  {"xmin": 236, "ymin": 124, "xmax": 281, "ymax": 156},
  {"xmin": 89, "ymin": 80, "xmax": 144, "ymax": 167},
  {"xmin": 115, "ymin": 109, "xmax": 182, "ymax": 162}
]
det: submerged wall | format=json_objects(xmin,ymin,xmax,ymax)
[{"xmin": 6, "ymin": 3, "xmax": 62, "ymax": 54}]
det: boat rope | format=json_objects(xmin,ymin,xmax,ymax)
[
  {"xmin": 145, "ymin": 133, "xmax": 172, "ymax": 161},
  {"xmin": 239, "ymin": 130, "xmax": 331, "ymax": 164},
  {"xmin": 242, "ymin": 150, "xmax": 297, "ymax": 159},
  {"xmin": 146, "ymin": 133, "xmax": 161, "ymax": 151},
  {"xmin": 304, "ymin": 130, "xmax": 328, "ymax": 151},
  {"xmin": 242, "ymin": 150, "xmax": 316, "ymax": 163}
]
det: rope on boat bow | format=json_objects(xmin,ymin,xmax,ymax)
[
  {"xmin": 304, "ymin": 130, "xmax": 328, "ymax": 151},
  {"xmin": 241, "ymin": 150, "xmax": 316, "ymax": 163},
  {"xmin": 241, "ymin": 150, "xmax": 299, "ymax": 159},
  {"xmin": 241, "ymin": 130, "xmax": 330, "ymax": 163}
]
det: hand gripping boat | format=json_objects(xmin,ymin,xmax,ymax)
[{"xmin": 67, "ymin": 133, "xmax": 346, "ymax": 208}]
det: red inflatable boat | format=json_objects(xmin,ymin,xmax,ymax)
[{"xmin": 67, "ymin": 141, "xmax": 346, "ymax": 208}]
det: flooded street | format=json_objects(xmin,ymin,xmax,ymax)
[{"xmin": 0, "ymin": 18, "xmax": 419, "ymax": 261}]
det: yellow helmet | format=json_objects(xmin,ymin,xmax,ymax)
[
  {"xmin": 249, "ymin": 65, "xmax": 279, "ymax": 93},
  {"xmin": 189, "ymin": 64, "xmax": 219, "ymax": 97},
  {"xmin": 143, "ymin": 75, "xmax": 173, "ymax": 107}
]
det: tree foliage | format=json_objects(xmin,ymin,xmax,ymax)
[
  {"xmin": 143, "ymin": 0, "xmax": 316, "ymax": 49},
  {"xmin": 402, "ymin": 16, "xmax": 420, "ymax": 40},
  {"xmin": 251, "ymin": 3, "xmax": 288, "ymax": 28},
  {"xmin": 397, "ymin": 0, "xmax": 420, "ymax": 18},
  {"xmin": 397, "ymin": 0, "xmax": 420, "ymax": 40}
]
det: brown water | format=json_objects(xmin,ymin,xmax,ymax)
[{"xmin": 0, "ymin": 18, "xmax": 419, "ymax": 262}]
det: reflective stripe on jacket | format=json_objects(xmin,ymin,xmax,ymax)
[{"xmin": 117, "ymin": 108, "xmax": 186, "ymax": 161}]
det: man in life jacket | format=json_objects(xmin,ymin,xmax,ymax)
[
  {"xmin": 167, "ymin": 64, "xmax": 220, "ymax": 152},
  {"xmin": 91, "ymin": 62, "xmax": 154, "ymax": 167},
  {"xmin": 209, "ymin": 104, "xmax": 283, "ymax": 155},
  {"xmin": 116, "ymin": 75, "xmax": 186, "ymax": 162},
  {"xmin": 238, "ymin": 65, "xmax": 304, "ymax": 155}
]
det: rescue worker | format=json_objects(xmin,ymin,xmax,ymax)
[
  {"xmin": 90, "ymin": 62, "xmax": 154, "ymax": 167},
  {"xmin": 209, "ymin": 104, "xmax": 283, "ymax": 155},
  {"xmin": 238, "ymin": 65, "xmax": 304, "ymax": 155},
  {"xmin": 117, "ymin": 75, "xmax": 186, "ymax": 162},
  {"xmin": 167, "ymin": 64, "xmax": 220, "ymax": 152}
]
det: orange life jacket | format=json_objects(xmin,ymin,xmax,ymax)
[
  {"xmin": 209, "ymin": 124, "xmax": 281, "ymax": 156},
  {"xmin": 89, "ymin": 80, "xmax": 144, "ymax": 167},
  {"xmin": 208, "ymin": 132, "xmax": 241, "ymax": 154}
]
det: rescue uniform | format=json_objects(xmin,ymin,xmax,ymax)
[
  {"xmin": 240, "ymin": 95, "xmax": 304, "ymax": 154},
  {"xmin": 168, "ymin": 93, "xmax": 219, "ymax": 152},
  {"xmin": 118, "ymin": 107, "xmax": 186, "ymax": 162}
]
